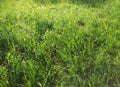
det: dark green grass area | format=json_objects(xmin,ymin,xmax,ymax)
[{"xmin": 0, "ymin": 0, "xmax": 120, "ymax": 87}]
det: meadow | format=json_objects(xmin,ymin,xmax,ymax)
[{"xmin": 0, "ymin": 0, "xmax": 120, "ymax": 87}]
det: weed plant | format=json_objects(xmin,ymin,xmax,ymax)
[{"xmin": 0, "ymin": 0, "xmax": 120, "ymax": 87}]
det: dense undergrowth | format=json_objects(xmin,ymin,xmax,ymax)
[{"xmin": 0, "ymin": 0, "xmax": 120, "ymax": 87}]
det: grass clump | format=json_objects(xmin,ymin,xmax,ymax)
[{"xmin": 0, "ymin": 0, "xmax": 120, "ymax": 87}]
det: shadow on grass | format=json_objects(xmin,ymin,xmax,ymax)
[
  {"xmin": 34, "ymin": 0, "xmax": 107, "ymax": 7},
  {"xmin": 71, "ymin": 0, "xmax": 107, "ymax": 7}
]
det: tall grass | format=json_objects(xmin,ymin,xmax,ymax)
[{"xmin": 0, "ymin": 0, "xmax": 120, "ymax": 87}]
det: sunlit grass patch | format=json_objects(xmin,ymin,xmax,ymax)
[{"xmin": 0, "ymin": 0, "xmax": 120, "ymax": 86}]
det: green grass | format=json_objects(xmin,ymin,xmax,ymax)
[{"xmin": 0, "ymin": 0, "xmax": 120, "ymax": 87}]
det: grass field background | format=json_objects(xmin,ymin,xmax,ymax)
[{"xmin": 0, "ymin": 0, "xmax": 120, "ymax": 87}]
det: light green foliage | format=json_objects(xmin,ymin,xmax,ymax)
[{"xmin": 0, "ymin": 0, "xmax": 120, "ymax": 87}]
